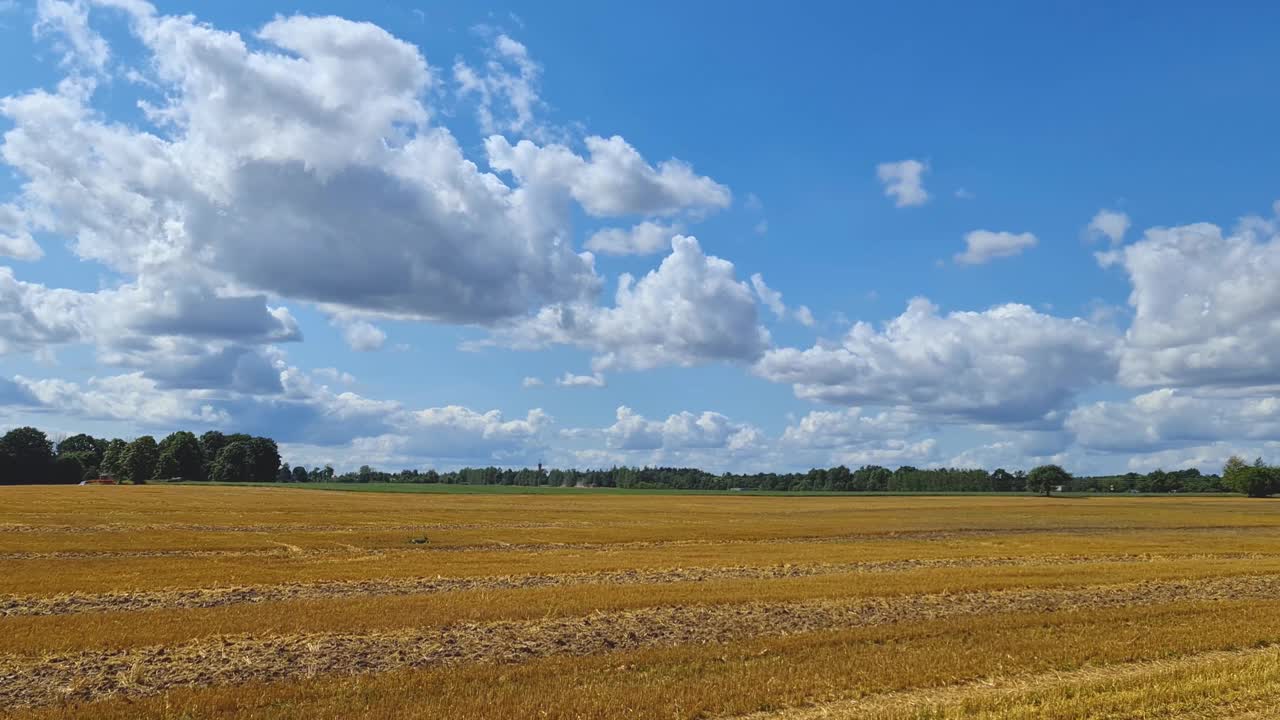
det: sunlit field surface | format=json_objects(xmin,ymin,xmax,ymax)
[{"xmin": 2, "ymin": 485, "xmax": 1279, "ymax": 719}]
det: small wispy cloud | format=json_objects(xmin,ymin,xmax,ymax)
[{"xmin": 876, "ymin": 159, "xmax": 929, "ymax": 207}]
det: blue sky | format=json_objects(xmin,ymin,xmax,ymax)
[{"xmin": 1, "ymin": 0, "xmax": 1278, "ymax": 474}]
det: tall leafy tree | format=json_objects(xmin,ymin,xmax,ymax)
[
  {"xmin": 99, "ymin": 439, "xmax": 128, "ymax": 479},
  {"xmin": 292, "ymin": 465, "xmax": 310, "ymax": 483},
  {"xmin": 1223, "ymin": 456, "xmax": 1277, "ymax": 498},
  {"xmin": 51, "ymin": 455, "xmax": 86, "ymax": 484},
  {"xmin": 156, "ymin": 431, "xmax": 204, "ymax": 481},
  {"xmin": 57, "ymin": 434, "xmax": 102, "ymax": 461},
  {"xmin": 121, "ymin": 436, "xmax": 160, "ymax": 484},
  {"xmin": 56, "ymin": 433, "xmax": 105, "ymax": 479},
  {"xmin": 210, "ymin": 441, "xmax": 255, "ymax": 483},
  {"xmin": 990, "ymin": 468, "xmax": 1015, "ymax": 492},
  {"xmin": 249, "ymin": 437, "xmax": 281, "ymax": 483},
  {"xmin": 0, "ymin": 427, "xmax": 55, "ymax": 484},
  {"xmin": 1027, "ymin": 464, "xmax": 1071, "ymax": 497},
  {"xmin": 199, "ymin": 431, "xmax": 228, "ymax": 480}
]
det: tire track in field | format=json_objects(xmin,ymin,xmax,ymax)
[
  {"xmin": 727, "ymin": 644, "xmax": 1280, "ymax": 719},
  {"xmin": 0, "ymin": 553, "xmax": 1265, "ymax": 617},
  {"xmin": 4, "ymin": 524, "xmax": 1273, "ymax": 560},
  {"xmin": 0, "ymin": 547, "xmax": 354, "ymax": 561},
  {"xmin": 4, "ymin": 573, "xmax": 1280, "ymax": 708},
  {"xmin": 0, "ymin": 520, "xmax": 597, "ymax": 534}
]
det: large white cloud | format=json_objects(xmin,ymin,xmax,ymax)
[
  {"xmin": 483, "ymin": 235, "xmax": 770, "ymax": 371},
  {"xmin": 1100, "ymin": 216, "xmax": 1280, "ymax": 389},
  {"xmin": 3, "ymin": 372, "xmax": 228, "ymax": 426},
  {"xmin": 0, "ymin": 267, "xmax": 298, "ymax": 390},
  {"xmin": 0, "ymin": 0, "xmax": 751, "ymax": 413},
  {"xmin": 757, "ymin": 298, "xmax": 1118, "ymax": 424},
  {"xmin": 1, "ymin": 1, "xmax": 742, "ymax": 340},
  {"xmin": 1067, "ymin": 388, "xmax": 1280, "ymax": 453}
]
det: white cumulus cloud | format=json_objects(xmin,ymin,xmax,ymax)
[
  {"xmin": 876, "ymin": 159, "xmax": 929, "ymax": 208},
  {"xmin": 1099, "ymin": 217, "xmax": 1280, "ymax": 389},
  {"xmin": 335, "ymin": 318, "xmax": 387, "ymax": 352},
  {"xmin": 1067, "ymin": 389, "xmax": 1280, "ymax": 453},
  {"xmin": 586, "ymin": 221, "xmax": 681, "ymax": 256},
  {"xmin": 556, "ymin": 371, "xmax": 605, "ymax": 388},
  {"xmin": 483, "ymin": 235, "xmax": 769, "ymax": 371},
  {"xmin": 487, "ymin": 134, "xmax": 731, "ymax": 218},
  {"xmin": 1086, "ymin": 209, "xmax": 1130, "ymax": 244},
  {"xmin": 955, "ymin": 230, "xmax": 1038, "ymax": 265},
  {"xmin": 756, "ymin": 298, "xmax": 1117, "ymax": 425},
  {"xmin": 602, "ymin": 405, "xmax": 762, "ymax": 452}
]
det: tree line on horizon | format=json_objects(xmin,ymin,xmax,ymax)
[
  {"xmin": 321, "ymin": 463, "xmax": 1222, "ymax": 495},
  {"xmin": 0, "ymin": 427, "xmax": 280, "ymax": 486},
  {"xmin": 3, "ymin": 424, "xmax": 1275, "ymax": 496}
]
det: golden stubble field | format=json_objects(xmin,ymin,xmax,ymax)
[{"xmin": 2, "ymin": 485, "xmax": 1280, "ymax": 719}]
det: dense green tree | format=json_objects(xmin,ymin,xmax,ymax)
[
  {"xmin": 1027, "ymin": 464, "xmax": 1071, "ymax": 497},
  {"xmin": 292, "ymin": 465, "xmax": 309, "ymax": 483},
  {"xmin": 277, "ymin": 463, "xmax": 293, "ymax": 483},
  {"xmin": 0, "ymin": 427, "xmax": 55, "ymax": 484},
  {"xmin": 248, "ymin": 437, "xmax": 281, "ymax": 483},
  {"xmin": 861, "ymin": 465, "xmax": 892, "ymax": 491},
  {"xmin": 1223, "ymin": 456, "xmax": 1277, "ymax": 498},
  {"xmin": 990, "ymin": 468, "xmax": 1016, "ymax": 492},
  {"xmin": 1223, "ymin": 456, "xmax": 1249, "ymax": 485},
  {"xmin": 99, "ymin": 439, "xmax": 128, "ymax": 479},
  {"xmin": 57, "ymin": 434, "xmax": 104, "ymax": 480},
  {"xmin": 121, "ymin": 436, "xmax": 159, "ymax": 483},
  {"xmin": 57, "ymin": 434, "xmax": 104, "ymax": 468},
  {"xmin": 1230, "ymin": 466, "xmax": 1275, "ymax": 498},
  {"xmin": 51, "ymin": 454, "xmax": 86, "ymax": 484},
  {"xmin": 210, "ymin": 441, "xmax": 255, "ymax": 483},
  {"xmin": 199, "ymin": 431, "xmax": 228, "ymax": 480},
  {"xmin": 156, "ymin": 431, "xmax": 204, "ymax": 481},
  {"xmin": 56, "ymin": 451, "xmax": 99, "ymax": 478}
]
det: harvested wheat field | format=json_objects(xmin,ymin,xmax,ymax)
[{"xmin": 2, "ymin": 485, "xmax": 1280, "ymax": 719}]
